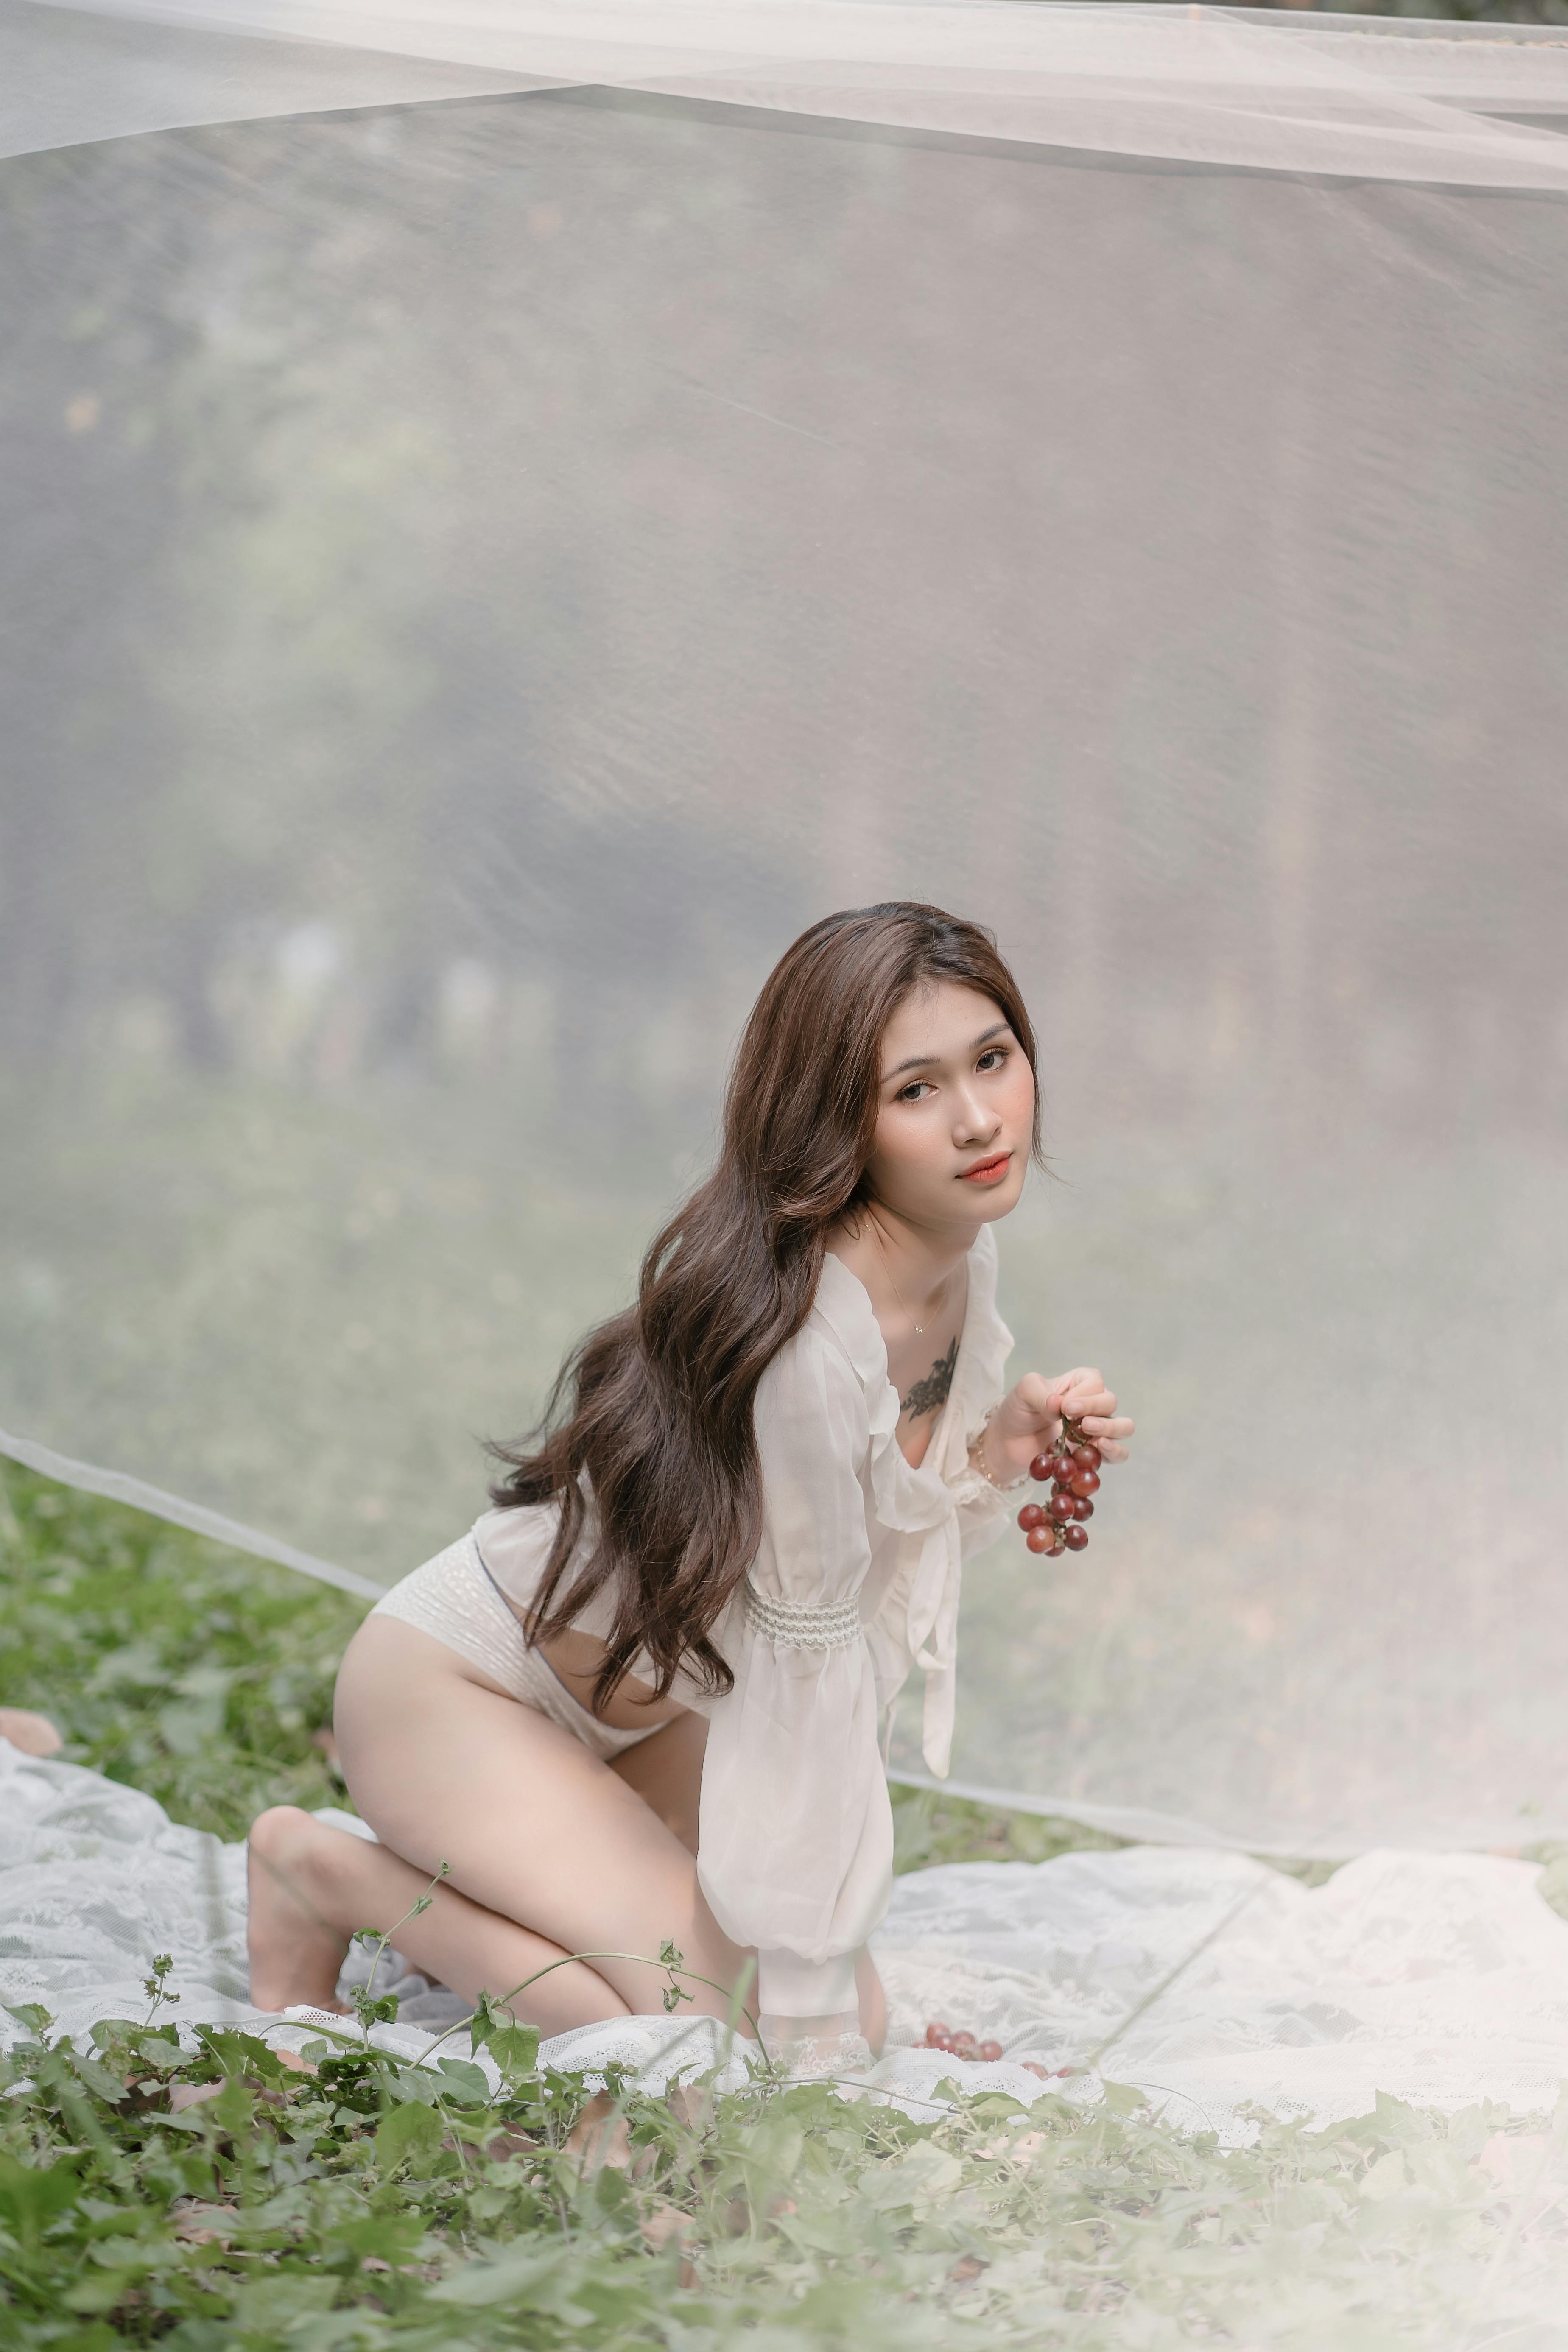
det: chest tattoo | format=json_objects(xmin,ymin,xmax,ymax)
[{"xmin": 901, "ymin": 1336, "xmax": 958, "ymax": 1422}]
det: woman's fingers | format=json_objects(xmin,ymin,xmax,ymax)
[
  {"xmin": 1059, "ymin": 1363, "xmax": 1134, "ymax": 1464},
  {"xmin": 1051, "ymin": 1368, "xmax": 1114, "ymax": 1411},
  {"xmin": 1080, "ymin": 1413, "xmax": 1134, "ymax": 1463},
  {"xmin": 1012, "ymin": 1372, "xmax": 1134, "ymax": 1462}
]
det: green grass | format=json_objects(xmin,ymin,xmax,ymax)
[
  {"xmin": 0, "ymin": 1465, "xmax": 363, "ymax": 1840},
  {"xmin": 5, "ymin": 1461, "xmax": 1568, "ymax": 2349}
]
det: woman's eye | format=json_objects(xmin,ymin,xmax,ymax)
[
  {"xmin": 977, "ymin": 1048, "xmax": 1009, "ymax": 1073},
  {"xmin": 896, "ymin": 1080, "xmax": 934, "ymax": 1103}
]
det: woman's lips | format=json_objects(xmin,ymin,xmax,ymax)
[{"xmin": 960, "ymin": 1152, "xmax": 1011, "ymax": 1185}]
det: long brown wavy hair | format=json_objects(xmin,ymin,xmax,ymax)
[{"xmin": 488, "ymin": 902, "xmax": 1040, "ymax": 1710}]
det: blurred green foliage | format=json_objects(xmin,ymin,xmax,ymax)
[
  {"xmin": 0, "ymin": 1462, "xmax": 364, "ymax": 1839},
  {"xmin": 890, "ymin": 1784, "xmax": 1125, "ymax": 1874}
]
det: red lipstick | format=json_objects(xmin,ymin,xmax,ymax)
[{"xmin": 959, "ymin": 1152, "xmax": 1011, "ymax": 1185}]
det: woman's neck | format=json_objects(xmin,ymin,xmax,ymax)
[{"xmin": 827, "ymin": 1203, "xmax": 976, "ymax": 1338}]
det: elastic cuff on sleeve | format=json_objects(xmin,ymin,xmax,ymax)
[{"xmin": 756, "ymin": 1946, "xmax": 860, "ymax": 2017}]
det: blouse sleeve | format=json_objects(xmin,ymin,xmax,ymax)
[
  {"xmin": 946, "ymin": 1451, "xmax": 1015, "ymax": 1556},
  {"xmin": 695, "ymin": 1327, "xmax": 892, "ymax": 2021}
]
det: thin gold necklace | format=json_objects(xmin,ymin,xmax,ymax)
[{"xmin": 874, "ymin": 1221, "xmax": 945, "ymax": 1337}]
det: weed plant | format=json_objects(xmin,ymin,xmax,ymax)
[
  {"xmin": 4, "ymin": 1462, "xmax": 1568, "ymax": 2347},
  {"xmin": 5, "ymin": 1992, "xmax": 1567, "ymax": 2350}
]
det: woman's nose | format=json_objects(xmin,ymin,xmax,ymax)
[{"xmin": 953, "ymin": 1089, "xmax": 998, "ymax": 1144}]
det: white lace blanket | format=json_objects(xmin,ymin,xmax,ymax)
[{"xmin": 5, "ymin": 1740, "xmax": 1568, "ymax": 2138}]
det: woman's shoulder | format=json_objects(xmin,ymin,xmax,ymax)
[
  {"xmin": 758, "ymin": 1287, "xmax": 870, "ymax": 1407},
  {"xmin": 752, "ymin": 1266, "xmax": 880, "ymax": 1461},
  {"xmin": 807, "ymin": 1251, "xmax": 888, "ymax": 1383}
]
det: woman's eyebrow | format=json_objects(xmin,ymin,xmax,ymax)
[{"xmin": 883, "ymin": 1021, "xmax": 1011, "ymax": 1081}]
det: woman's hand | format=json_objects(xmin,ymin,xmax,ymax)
[{"xmin": 981, "ymin": 1368, "xmax": 1134, "ymax": 1486}]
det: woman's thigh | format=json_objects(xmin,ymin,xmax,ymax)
[
  {"xmin": 609, "ymin": 1707, "xmax": 708, "ymax": 1855},
  {"xmin": 334, "ymin": 1615, "xmax": 750, "ymax": 2018}
]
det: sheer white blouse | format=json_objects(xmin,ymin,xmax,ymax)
[{"xmin": 476, "ymin": 1223, "xmax": 1015, "ymax": 2019}]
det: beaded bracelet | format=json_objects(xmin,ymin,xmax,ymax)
[{"xmin": 968, "ymin": 1405, "xmax": 1031, "ymax": 1495}]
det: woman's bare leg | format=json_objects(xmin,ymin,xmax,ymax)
[
  {"xmin": 246, "ymin": 1806, "xmax": 626, "ymax": 2028},
  {"xmin": 247, "ymin": 1616, "xmax": 752, "ymax": 2031},
  {"xmin": 248, "ymin": 1617, "xmax": 886, "ymax": 2050},
  {"xmin": 609, "ymin": 1708, "xmax": 709, "ymax": 1854}
]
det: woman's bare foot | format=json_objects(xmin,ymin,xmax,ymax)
[
  {"xmin": 246, "ymin": 1806, "xmax": 355, "ymax": 2014},
  {"xmin": 0, "ymin": 1707, "xmax": 63, "ymax": 1757}
]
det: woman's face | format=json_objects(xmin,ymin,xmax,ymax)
[{"xmin": 862, "ymin": 981, "xmax": 1035, "ymax": 1235}]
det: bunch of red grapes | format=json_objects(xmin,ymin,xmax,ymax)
[
  {"xmin": 1017, "ymin": 1414, "xmax": 1103, "ymax": 1557},
  {"xmin": 924, "ymin": 2019, "xmax": 1003, "ymax": 2063}
]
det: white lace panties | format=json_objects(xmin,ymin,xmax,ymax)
[{"xmin": 368, "ymin": 1534, "xmax": 659, "ymax": 1761}]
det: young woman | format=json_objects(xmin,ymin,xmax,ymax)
[{"xmin": 247, "ymin": 904, "xmax": 1133, "ymax": 2070}]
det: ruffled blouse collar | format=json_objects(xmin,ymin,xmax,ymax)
[{"xmin": 812, "ymin": 1224, "xmax": 1015, "ymax": 1534}]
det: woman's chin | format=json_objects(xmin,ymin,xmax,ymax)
[{"xmin": 961, "ymin": 1170, "xmax": 1027, "ymax": 1223}]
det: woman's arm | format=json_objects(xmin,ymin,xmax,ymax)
[{"xmin": 695, "ymin": 1332, "xmax": 888, "ymax": 2070}]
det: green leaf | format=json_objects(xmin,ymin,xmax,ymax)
[
  {"xmin": 211, "ymin": 2077, "xmax": 257, "ymax": 2133},
  {"xmin": 374, "ymin": 2098, "xmax": 444, "ymax": 2171},
  {"xmin": 470, "ymin": 1992, "xmax": 539, "ymax": 2085},
  {"xmin": 862, "ymin": 2143, "xmax": 963, "ymax": 2212},
  {"xmin": 328, "ymin": 2211, "xmax": 425, "ymax": 2265},
  {"xmin": 63, "ymin": 2275, "xmax": 140, "ymax": 2316},
  {"xmin": 223, "ymin": 2274, "xmax": 339, "ymax": 2330},
  {"xmin": 351, "ymin": 1990, "xmax": 400, "ymax": 2028},
  {"xmin": 486, "ymin": 2022, "xmax": 539, "ymax": 2085},
  {"xmin": 427, "ymin": 2241, "xmax": 572, "ymax": 2308},
  {"xmin": 195, "ymin": 2026, "xmax": 291, "ymax": 2084},
  {"xmin": 384, "ymin": 2066, "xmax": 440, "ymax": 2106},
  {"xmin": 0, "ymin": 2152, "xmax": 81, "ymax": 2240},
  {"xmin": 1360, "ymin": 2150, "xmax": 1411, "ymax": 2202},
  {"xmin": 433, "ymin": 2056, "xmax": 491, "ymax": 2105},
  {"xmin": 2, "ymin": 2000, "xmax": 54, "ymax": 2039}
]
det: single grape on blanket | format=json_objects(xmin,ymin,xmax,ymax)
[{"xmin": 1016, "ymin": 1413, "xmax": 1108, "ymax": 1557}]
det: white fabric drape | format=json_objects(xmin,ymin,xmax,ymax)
[{"xmin": 7, "ymin": 0, "xmax": 1568, "ymax": 186}]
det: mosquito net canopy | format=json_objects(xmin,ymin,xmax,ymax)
[{"xmin": 3, "ymin": 0, "xmax": 1565, "ymax": 1855}]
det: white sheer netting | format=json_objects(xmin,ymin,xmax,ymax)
[
  {"xmin": 1, "ymin": 0, "xmax": 1565, "ymax": 1855},
  {"xmin": 9, "ymin": 0, "xmax": 1568, "ymax": 185}
]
